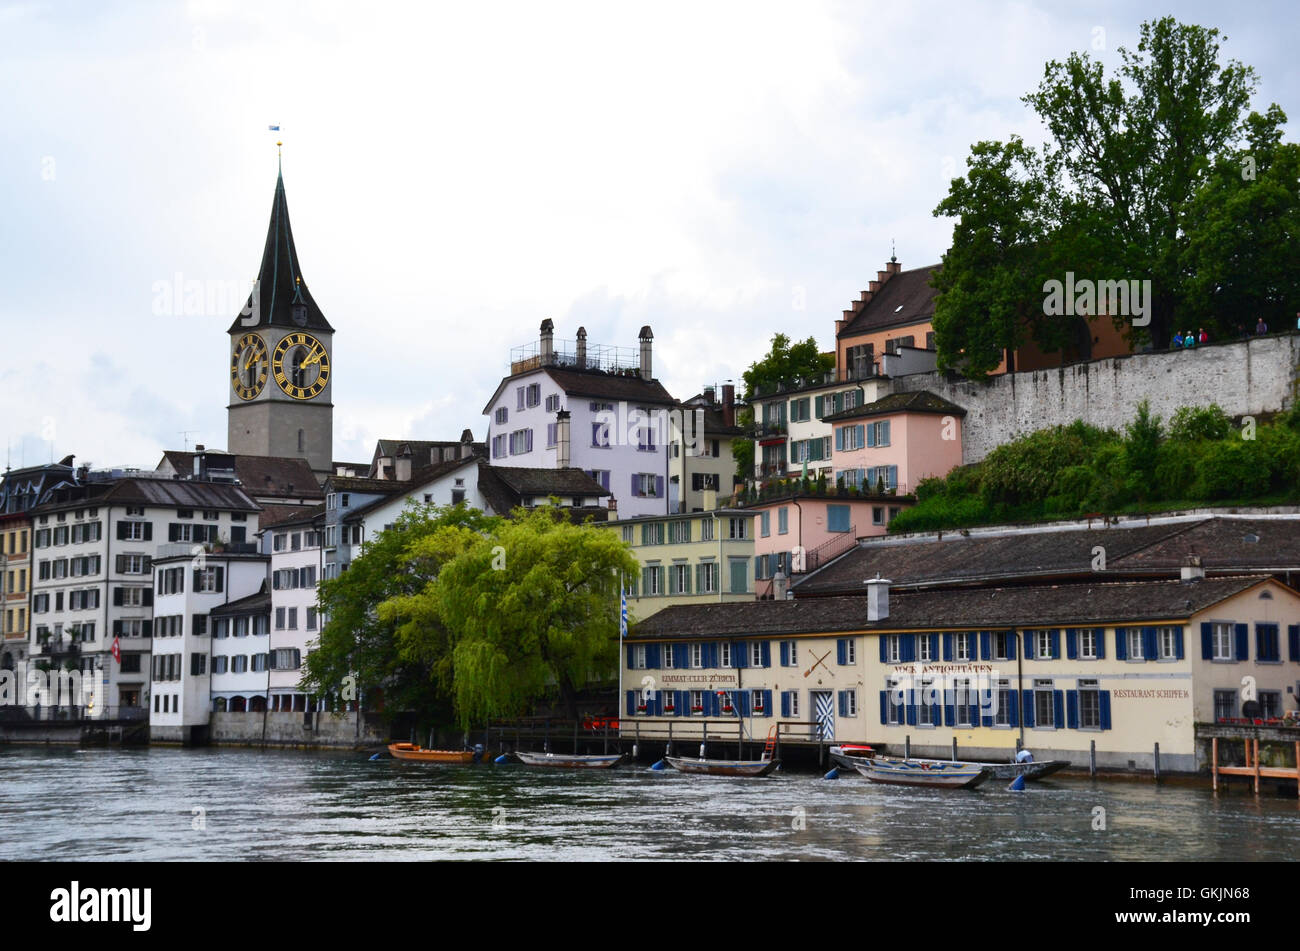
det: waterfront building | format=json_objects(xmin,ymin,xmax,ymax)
[
  {"xmin": 28, "ymin": 474, "xmax": 259, "ymax": 718},
  {"xmin": 822, "ymin": 390, "xmax": 966, "ymax": 494},
  {"xmin": 263, "ymin": 506, "xmax": 324, "ymax": 714},
  {"xmin": 148, "ymin": 546, "xmax": 269, "ymax": 743},
  {"xmin": 226, "ymin": 164, "xmax": 335, "ymax": 477},
  {"xmin": 603, "ymin": 498, "xmax": 755, "ymax": 622},
  {"xmin": 748, "ymin": 375, "xmax": 884, "ymax": 483},
  {"xmin": 623, "ymin": 574, "xmax": 1300, "ymax": 772},
  {"xmin": 483, "ymin": 320, "xmax": 677, "ymax": 518},
  {"xmin": 667, "ymin": 387, "xmax": 743, "ymax": 513}
]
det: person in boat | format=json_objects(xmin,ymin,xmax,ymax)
[{"xmin": 1015, "ymin": 748, "xmax": 1034, "ymax": 763}]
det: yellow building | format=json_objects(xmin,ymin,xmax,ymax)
[
  {"xmin": 0, "ymin": 514, "xmax": 31, "ymax": 668},
  {"xmin": 602, "ymin": 503, "xmax": 754, "ymax": 622},
  {"xmin": 623, "ymin": 575, "xmax": 1300, "ymax": 772}
]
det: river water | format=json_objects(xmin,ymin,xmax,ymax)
[{"xmin": 1, "ymin": 747, "xmax": 1296, "ymax": 861}]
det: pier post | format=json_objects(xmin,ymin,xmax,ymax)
[
  {"xmin": 1211, "ymin": 736, "xmax": 1218, "ymax": 793},
  {"xmin": 904, "ymin": 735, "xmax": 910, "ymax": 759},
  {"xmin": 1153, "ymin": 742, "xmax": 1160, "ymax": 783},
  {"xmin": 952, "ymin": 737, "xmax": 957, "ymax": 762},
  {"xmin": 1295, "ymin": 742, "xmax": 1299, "ymax": 799},
  {"xmin": 544, "ymin": 719, "xmax": 550, "ymax": 754},
  {"xmin": 738, "ymin": 721, "xmax": 742, "ymax": 761},
  {"xmin": 667, "ymin": 721, "xmax": 673, "ymax": 757},
  {"xmin": 1253, "ymin": 738, "xmax": 1261, "ymax": 796},
  {"xmin": 1090, "ymin": 740, "xmax": 1096, "ymax": 777},
  {"xmin": 573, "ymin": 719, "xmax": 578, "ymax": 756}
]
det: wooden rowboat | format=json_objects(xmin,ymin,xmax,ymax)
[
  {"xmin": 852, "ymin": 757, "xmax": 991, "ymax": 789},
  {"xmin": 388, "ymin": 743, "xmax": 479, "ymax": 764},
  {"xmin": 904, "ymin": 756, "xmax": 1070, "ymax": 782},
  {"xmin": 829, "ymin": 744, "xmax": 877, "ymax": 770},
  {"xmin": 664, "ymin": 756, "xmax": 781, "ymax": 777},
  {"xmin": 513, "ymin": 751, "xmax": 629, "ymax": 769}
]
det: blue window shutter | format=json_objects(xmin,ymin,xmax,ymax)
[
  {"xmin": 1007, "ymin": 690, "xmax": 1019, "ymax": 728},
  {"xmin": 905, "ymin": 698, "xmax": 917, "ymax": 726},
  {"xmin": 651, "ymin": 691, "xmax": 662, "ymax": 716},
  {"xmin": 837, "ymin": 691, "xmax": 847, "ymax": 716},
  {"xmin": 881, "ymin": 420, "xmax": 890, "ymax": 445},
  {"xmin": 879, "ymin": 691, "xmax": 889, "ymax": 724},
  {"xmin": 1066, "ymin": 691, "xmax": 1078, "ymax": 729},
  {"xmin": 734, "ymin": 642, "xmax": 748, "ymax": 669},
  {"xmin": 1290, "ymin": 625, "xmax": 1300, "ymax": 662},
  {"xmin": 1201, "ymin": 622, "xmax": 1214, "ymax": 660},
  {"xmin": 654, "ymin": 475, "xmax": 664, "ymax": 498},
  {"xmin": 1142, "ymin": 627, "xmax": 1157, "ymax": 661},
  {"xmin": 735, "ymin": 692, "xmax": 749, "ymax": 717},
  {"xmin": 781, "ymin": 691, "xmax": 791, "ymax": 718},
  {"xmin": 866, "ymin": 424, "xmax": 875, "ymax": 448},
  {"xmin": 1115, "ymin": 628, "xmax": 1127, "ymax": 661},
  {"xmin": 779, "ymin": 642, "xmax": 789, "ymax": 667},
  {"xmin": 1050, "ymin": 629, "xmax": 1060, "ymax": 659},
  {"xmin": 1066, "ymin": 629, "xmax": 1077, "ymax": 660},
  {"xmin": 1235, "ymin": 623, "xmax": 1249, "ymax": 661},
  {"xmin": 1053, "ymin": 691, "xmax": 1064, "ymax": 727},
  {"xmin": 625, "ymin": 645, "xmax": 633, "ymax": 668},
  {"xmin": 1008, "ymin": 632, "xmax": 1018, "ymax": 659},
  {"xmin": 836, "ymin": 639, "xmax": 847, "ymax": 665},
  {"xmin": 855, "ymin": 424, "xmax": 864, "ymax": 449},
  {"xmin": 678, "ymin": 691, "xmax": 690, "ymax": 717},
  {"xmin": 902, "ymin": 634, "xmax": 916, "ymax": 662},
  {"xmin": 879, "ymin": 637, "xmax": 888, "ymax": 664},
  {"xmin": 981, "ymin": 699, "xmax": 994, "ymax": 729},
  {"xmin": 631, "ymin": 474, "xmax": 638, "ymax": 497},
  {"xmin": 760, "ymin": 642, "xmax": 770, "ymax": 668},
  {"xmin": 1099, "ymin": 692, "xmax": 1112, "ymax": 730},
  {"xmin": 979, "ymin": 631, "xmax": 990, "ymax": 661},
  {"xmin": 674, "ymin": 644, "xmax": 688, "ymax": 668},
  {"xmin": 1095, "ymin": 627, "xmax": 1106, "ymax": 659},
  {"xmin": 762, "ymin": 691, "xmax": 773, "ymax": 717},
  {"xmin": 646, "ymin": 644, "xmax": 661, "ymax": 669},
  {"xmin": 1174, "ymin": 628, "xmax": 1184, "ymax": 660},
  {"xmin": 943, "ymin": 633, "xmax": 953, "ymax": 662},
  {"xmin": 1021, "ymin": 691, "xmax": 1035, "ymax": 728},
  {"xmin": 943, "ymin": 686, "xmax": 954, "ymax": 727},
  {"xmin": 835, "ymin": 428, "xmax": 844, "ymax": 451},
  {"xmin": 625, "ymin": 690, "xmax": 636, "ymax": 716},
  {"xmin": 930, "ymin": 634, "xmax": 941, "ymax": 661}
]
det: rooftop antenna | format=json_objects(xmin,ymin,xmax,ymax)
[
  {"xmin": 179, "ymin": 431, "xmax": 197, "ymax": 451},
  {"xmin": 891, "ymin": 238, "xmax": 897, "ymax": 264}
]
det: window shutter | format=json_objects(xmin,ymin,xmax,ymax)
[
  {"xmin": 1115, "ymin": 629, "xmax": 1127, "ymax": 661},
  {"xmin": 879, "ymin": 691, "xmax": 888, "ymax": 724},
  {"xmin": 1021, "ymin": 691, "xmax": 1035, "ymax": 728},
  {"xmin": 855, "ymin": 424, "xmax": 864, "ymax": 448},
  {"xmin": 783, "ymin": 691, "xmax": 792, "ymax": 718},
  {"xmin": 836, "ymin": 639, "xmax": 846, "ymax": 665},
  {"xmin": 113, "ymin": 587, "xmax": 123, "ymax": 607},
  {"xmin": 1289, "ymin": 625, "xmax": 1300, "ymax": 662},
  {"xmin": 631, "ymin": 474, "xmax": 639, "ymax": 497},
  {"xmin": 706, "ymin": 642, "xmax": 719, "ymax": 668},
  {"xmin": 1174, "ymin": 628, "xmax": 1184, "ymax": 660},
  {"xmin": 168, "ymin": 524, "xmax": 180, "ymax": 542},
  {"xmin": 626, "ymin": 691, "xmax": 636, "ymax": 716},
  {"xmin": 1066, "ymin": 691, "xmax": 1079, "ymax": 729},
  {"xmin": 929, "ymin": 634, "xmax": 940, "ymax": 661},
  {"xmin": 1006, "ymin": 632, "xmax": 1017, "ymax": 658},
  {"xmin": 761, "ymin": 690, "xmax": 772, "ymax": 718},
  {"xmin": 115, "ymin": 554, "xmax": 125, "ymax": 573},
  {"xmin": 646, "ymin": 644, "xmax": 661, "ymax": 669},
  {"xmin": 942, "ymin": 633, "xmax": 953, "ymax": 662},
  {"xmin": 1142, "ymin": 626, "xmax": 1157, "ymax": 661},
  {"xmin": 1007, "ymin": 689, "xmax": 1019, "ymax": 728},
  {"xmin": 1066, "ymin": 629, "xmax": 1077, "ymax": 659},
  {"xmin": 735, "ymin": 692, "xmax": 749, "ymax": 717},
  {"xmin": 143, "ymin": 589, "xmax": 153, "ymax": 606},
  {"xmin": 943, "ymin": 686, "xmax": 954, "ymax": 727},
  {"xmin": 1053, "ymin": 690, "xmax": 1064, "ymax": 727},
  {"xmin": 905, "ymin": 696, "xmax": 917, "ymax": 726},
  {"xmin": 837, "ymin": 691, "xmax": 847, "ymax": 717},
  {"xmin": 879, "ymin": 637, "xmax": 888, "ymax": 664},
  {"xmin": 881, "ymin": 421, "xmax": 890, "ymax": 445},
  {"xmin": 760, "ymin": 642, "xmax": 770, "ymax": 668},
  {"xmin": 1099, "ymin": 692, "xmax": 1112, "ymax": 730},
  {"xmin": 1234, "ymin": 623, "xmax": 1249, "ymax": 661},
  {"xmin": 865, "ymin": 424, "xmax": 875, "ymax": 448},
  {"xmin": 650, "ymin": 691, "xmax": 662, "ymax": 717},
  {"xmin": 734, "ymin": 642, "xmax": 748, "ymax": 669},
  {"xmin": 676, "ymin": 691, "xmax": 688, "ymax": 717},
  {"xmin": 779, "ymin": 642, "xmax": 789, "ymax": 667},
  {"xmin": 142, "ymin": 523, "xmax": 152, "ymax": 540},
  {"xmin": 142, "ymin": 619, "xmax": 151, "ymax": 637},
  {"xmin": 674, "ymin": 644, "xmax": 688, "ymax": 668},
  {"xmin": 835, "ymin": 428, "xmax": 844, "ymax": 451},
  {"xmin": 625, "ymin": 645, "xmax": 633, "ymax": 668},
  {"xmin": 1046, "ymin": 629, "xmax": 1058, "ymax": 659},
  {"xmin": 1095, "ymin": 627, "xmax": 1106, "ymax": 659},
  {"xmin": 116, "ymin": 522, "xmax": 127, "ymax": 540},
  {"xmin": 193, "ymin": 569, "xmax": 202, "ymax": 591},
  {"xmin": 901, "ymin": 634, "xmax": 916, "ymax": 663}
]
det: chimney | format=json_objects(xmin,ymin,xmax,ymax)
[
  {"xmin": 555, "ymin": 410, "xmax": 571, "ymax": 468},
  {"xmin": 607, "ymin": 495, "xmax": 617, "ymax": 512},
  {"xmin": 701, "ymin": 487, "xmax": 718, "ymax": 511},
  {"xmin": 576, "ymin": 327, "xmax": 587, "ymax": 369},
  {"xmin": 773, "ymin": 569, "xmax": 788, "ymax": 601},
  {"xmin": 195, "ymin": 444, "xmax": 205, "ymax": 452},
  {"xmin": 703, "ymin": 385, "xmax": 716, "ymax": 404},
  {"xmin": 394, "ymin": 448, "xmax": 412, "ymax": 482},
  {"xmin": 877, "ymin": 270, "xmax": 887, "ymax": 285},
  {"xmin": 460, "ymin": 429, "xmax": 474, "ymax": 458},
  {"xmin": 868, "ymin": 280, "xmax": 880, "ymax": 294},
  {"xmin": 865, "ymin": 574, "xmax": 892, "ymax": 621},
  {"xmin": 540, "ymin": 318, "xmax": 554, "ymax": 366},
  {"xmin": 835, "ymin": 319, "xmax": 845, "ymax": 335},
  {"xmin": 721, "ymin": 383, "xmax": 735, "ymax": 427},
  {"xmin": 1181, "ymin": 555, "xmax": 1205, "ymax": 582},
  {"xmin": 887, "ymin": 259, "xmax": 902, "ymax": 275},
  {"xmin": 639, "ymin": 325, "xmax": 654, "ymax": 380}
]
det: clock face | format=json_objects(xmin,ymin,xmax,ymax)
[
  {"xmin": 230, "ymin": 332, "xmax": 269, "ymax": 401},
  {"xmin": 272, "ymin": 332, "xmax": 330, "ymax": 400}
]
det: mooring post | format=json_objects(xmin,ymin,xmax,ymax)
[
  {"xmin": 1090, "ymin": 739, "xmax": 1097, "ymax": 777},
  {"xmin": 952, "ymin": 737, "xmax": 958, "ymax": 762},
  {"xmin": 1295, "ymin": 741, "xmax": 1299, "ymax": 799},
  {"xmin": 1253, "ymin": 738, "xmax": 1261, "ymax": 796},
  {"xmin": 904, "ymin": 735, "xmax": 911, "ymax": 759},
  {"xmin": 573, "ymin": 718, "xmax": 578, "ymax": 756},
  {"xmin": 1153, "ymin": 742, "xmax": 1160, "ymax": 782},
  {"xmin": 1211, "ymin": 736, "xmax": 1218, "ymax": 793},
  {"xmin": 544, "ymin": 718, "xmax": 550, "ymax": 754},
  {"xmin": 738, "ymin": 720, "xmax": 743, "ymax": 760}
]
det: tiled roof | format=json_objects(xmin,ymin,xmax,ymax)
[
  {"xmin": 838, "ymin": 264, "xmax": 940, "ymax": 339},
  {"xmin": 160, "ymin": 452, "xmax": 322, "ymax": 499},
  {"xmin": 545, "ymin": 368, "xmax": 677, "ymax": 405},
  {"xmin": 342, "ymin": 457, "xmax": 481, "ymax": 521},
  {"xmin": 100, "ymin": 479, "xmax": 259, "ymax": 512},
  {"xmin": 371, "ymin": 439, "xmax": 485, "ymax": 475},
  {"xmin": 210, "ymin": 587, "xmax": 271, "ymax": 617},
  {"xmin": 259, "ymin": 503, "xmax": 325, "ymax": 530},
  {"xmin": 822, "ymin": 390, "xmax": 966, "ymax": 423},
  {"xmin": 488, "ymin": 465, "xmax": 612, "ymax": 499},
  {"xmin": 630, "ymin": 576, "xmax": 1271, "ymax": 639}
]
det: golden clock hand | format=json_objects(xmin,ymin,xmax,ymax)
[{"xmin": 300, "ymin": 347, "xmax": 325, "ymax": 369}]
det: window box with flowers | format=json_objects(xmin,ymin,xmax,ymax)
[
  {"xmin": 691, "ymin": 705, "xmax": 704, "ymax": 713},
  {"xmin": 664, "ymin": 698, "xmax": 675, "ymax": 713}
]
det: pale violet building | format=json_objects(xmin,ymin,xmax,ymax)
[
  {"xmin": 483, "ymin": 320, "xmax": 677, "ymax": 519},
  {"xmin": 148, "ymin": 547, "xmax": 269, "ymax": 743}
]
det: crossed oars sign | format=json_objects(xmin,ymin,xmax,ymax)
[{"xmin": 803, "ymin": 649, "xmax": 834, "ymax": 678}]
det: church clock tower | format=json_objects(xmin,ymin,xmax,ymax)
[{"xmin": 227, "ymin": 160, "xmax": 334, "ymax": 477}]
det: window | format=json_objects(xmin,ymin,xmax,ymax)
[
  {"xmin": 697, "ymin": 561, "xmax": 718, "ymax": 594},
  {"xmin": 839, "ymin": 425, "xmax": 864, "ymax": 451},
  {"xmin": 252, "ymin": 654, "xmax": 268, "ymax": 673},
  {"xmin": 1078, "ymin": 678, "xmax": 1101, "ymax": 729},
  {"xmin": 759, "ymin": 512, "xmax": 770, "ymax": 537},
  {"xmin": 787, "ymin": 691, "xmax": 801, "ymax": 718},
  {"xmin": 995, "ymin": 679, "xmax": 1012, "ymax": 727},
  {"xmin": 1079, "ymin": 628, "xmax": 1098, "ymax": 659},
  {"xmin": 749, "ymin": 642, "xmax": 763, "ymax": 667},
  {"xmin": 667, "ymin": 520, "xmax": 692, "ymax": 544},
  {"xmin": 631, "ymin": 645, "xmax": 647, "ymax": 670},
  {"xmin": 668, "ymin": 563, "xmax": 691, "ymax": 595},
  {"xmin": 307, "ymin": 608, "xmax": 317, "ymax": 631},
  {"xmin": 526, "ymin": 383, "xmax": 541, "ymax": 408},
  {"xmin": 918, "ymin": 679, "xmax": 940, "ymax": 726},
  {"xmin": 918, "ymin": 636, "xmax": 931, "ymax": 663},
  {"xmin": 633, "ymin": 473, "xmax": 659, "ymax": 498},
  {"xmin": 886, "ymin": 678, "xmax": 903, "ymax": 724},
  {"xmin": 700, "ymin": 518, "xmax": 714, "ymax": 542},
  {"xmin": 212, "ymin": 656, "xmax": 228, "ymax": 674},
  {"xmin": 954, "ymin": 633, "xmax": 971, "ymax": 661},
  {"xmin": 1160, "ymin": 626, "xmax": 1181, "ymax": 661},
  {"xmin": 641, "ymin": 523, "xmax": 665, "ymax": 546},
  {"xmin": 1034, "ymin": 630, "xmax": 1053, "ymax": 660},
  {"xmin": 719, "ymin": 642, "xmax": 732, "ymax": 668},
  {"xmin": 954, "ymin": 678, "xmax": 978, "ymax": 727},
  {"xmin": 728, "ymin": 558, "xmax": 747, "ymax": 594},
  {"xmin": 886, "ymin": 635, "xmax": 901, "ymax": 664},
  {"xmin": 1034, "ymin": 679, "xmax": 1056, "ymax": 727},
  {"xmin": 839, "ymin": 689, "xmax": 858, "ymax": 718},
  {"xmin": 492, "ymin": 434, "xmax": 508, "ymax": 458},
  {"xmin": 1213, "ymin": 689, "xmax": 1236, "ymax": 721},
  {"xmin": 545, "ymin": 394, "xmax": 560, "ymax": 413},
  {"xmin": 1126, "ymin": 628, "xmax": 1144, "ymax": 660},
  {"xmin": 839, "ymin": 638, "xmax": 857, "ymax": 665},
  {"xmin": 689, "ymin": 689, "xmax": 703, "ymax": 713},
  {"xmin": 191, "ymin": 653, "xmax": 207, "ymax": 676},
  {"xmin": 641, "ymin": 565, "xmax": 663, "ymax": 596},
  {"xmin": 689, "ymin": 644, "xmax": 703, "ymax": 669},
  {"xmin": 789, "ymin": 398, "xmax": 810, "ymax": 423},
  {"xmin": 827, "ymin": 505, "xmax": 850, "ymax": 533},
  {"xmin": 1256, "ymin": 623, "xmax": 1281, "ymax": 663},
  {"xmin": 992, "ymin": 632, "xmax": 1013, "ymax": 661},
  {"xmin": 1261, "ymin": 691, "xmax": 1283, "ymax": 719},
  {"xmin": 495, "ymin": 407, "xmax": 508, "ymax": 425},
  {"xmin": 509, "ymin": 429, "xmax": 534, "ymax": 455},
  {"xmin": 691, "ymin": 472, "xmax": 719, "ymax": 492},
  {"xmin": 590, "ymin": 404, "xmax": 613, "ymax": 447},
  {"xmin": 1212, "ymin": 622, "xmax": 1233, "ymax": 660},
  {"xmin": 727, "ymin": 517, "xmax": 748, "ymax": 539}
]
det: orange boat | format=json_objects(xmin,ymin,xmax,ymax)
[{"xmin": 387, "ymin": 742, "xmax": 478, "ymax": 764}]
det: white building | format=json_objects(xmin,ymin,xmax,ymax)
[
  {"xmin": 264, "ymin": 506, "xmax": 324, "ymax": 713},
  {"xmin": 29, "ymin": 474, "xmax": 260, "ymax": 719},
  {"xmin": 483, "ymin": 320, "xmax": 677, "ymax": 518}
]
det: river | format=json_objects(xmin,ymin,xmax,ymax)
[{"xmin": 2, "ymin": 747, "xmax": 1296, "ymax": 861}]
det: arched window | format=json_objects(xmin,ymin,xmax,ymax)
[{"xmin": 297, "ymin": 429, "xmax": 305, "ymax": 453}]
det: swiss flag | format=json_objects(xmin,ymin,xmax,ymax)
[{"xmin": 111, "ymin": 637, "xmax": 121, "ymax": 663}]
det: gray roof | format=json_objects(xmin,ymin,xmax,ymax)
[{"xmin": 822, "ymin": 390, "xmax": 966, "ymax": 423}]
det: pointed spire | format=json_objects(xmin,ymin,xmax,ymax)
[{"xmin": 229, "ymin": 158, "xmax": 334, "ymax": 333}]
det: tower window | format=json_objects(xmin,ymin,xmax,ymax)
[{"xmin": 297, "ymin": 429, "xmax": 305, "ymax": 452}]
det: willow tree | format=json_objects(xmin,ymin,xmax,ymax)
[
  {"xmin": 410, "ymin": 505, "xmax": 640, "ymax": 726},
  {"xmin": 300, "ymin": 503, "xmax": 500, "ymax": 717}
]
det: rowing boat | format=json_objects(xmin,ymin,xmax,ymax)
[
  {"xmin": 663, "ymin": 756, "xmax": 781, "ymax": 777},
  {"xmin": 513, "ymin": 751, "xmax": 629, "ymax": 769},
  {"xmin": 905, "ymin": 756, "xmax": 1070, "ymax": 781},
  {"xmin": 852, "ymin": 757, "xmax": 992, "ymax": 789},
  {"xmin": 387, "ymin": 743, "xmax": 480, "ymax": 764},
  {"xmin": 828, "ymin": 744, "xmax": 877, "ymax": 770}
]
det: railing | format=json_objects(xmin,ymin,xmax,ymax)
[
  {"xmin": 802, "ymin": 526, "xmax": 859, "ymax": 573},
  {"xmin": 732, "ymin": 479, "xmax": 912, "ymax": 506},
  {"xmin": 753, "ymin": 420, "xmax": 788, "ymax": 438},
  {"xmin": 757, "ymin": 462, "xmax": 788, "ymax": 478}
]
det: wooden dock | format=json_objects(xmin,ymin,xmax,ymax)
[{"xmin": 1198, "ymin": 721, "xmax": 1300, "ymax": 795}]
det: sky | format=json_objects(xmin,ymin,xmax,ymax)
[{"xmin": 2, "ymin": 0, "xmax": 1297, "ymax": 471}]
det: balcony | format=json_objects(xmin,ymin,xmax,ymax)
[
  {"xmin": 752, "ymin": 419, "xmax": 788, "ymax": 439},
  {"xmin": 757, "ymin": 462, "xmax": 788, "ymax": 479}
]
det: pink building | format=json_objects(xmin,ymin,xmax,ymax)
[{"xmin": 823, "ymin": 390, "xmax": 965, "ymax": 495}]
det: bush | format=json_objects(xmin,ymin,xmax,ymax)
[
  {"xmin": 1154, "ymin": 440, "xmax": 1199, "ymax": 499},
  {"xmin": 1169, "ymin": 404, "xmax": 1231, "ymax": 442},
  {"xmin": 1191, "ymin": 440, "xmax": 1272, "ymax": 499}
]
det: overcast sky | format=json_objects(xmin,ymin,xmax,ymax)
[{"xmin": 2, "ymin": 0, "xmax": 1296, "ymax": 471}]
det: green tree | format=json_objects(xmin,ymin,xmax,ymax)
[
  {"xmin": 402, "ymin": 506, "xmax": 640, "ymax": 726},
  {"xmin": 742, "ymin": 333, "xmax": 834, "ymax": 399},
  {"xmin": 300, "ymin": 503, "xmax": 500, "ymax": 718},
  {"xmin": 1123, "ymin": 401, "xmax": 1164, "ymax": 501}
]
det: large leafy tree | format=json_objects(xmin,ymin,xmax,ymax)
[
  {"xmin": 299, "ymin": 503, "xmax": 500, "ymax": 718},
  {"xmin": 935, "ymin": 17, "xmax": 1274, "ymax": 373},
  {"xmin": 389, "ymin": 506, "xmax": 640, "ymax": 726},
  {"xmin": 734, "ymin": 333, "xmax": 834, "ymax": 480}
]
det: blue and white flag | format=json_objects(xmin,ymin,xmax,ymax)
[{"xmin": 620, "ymin": 591, "xmax": 627, "ymax": 639}]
